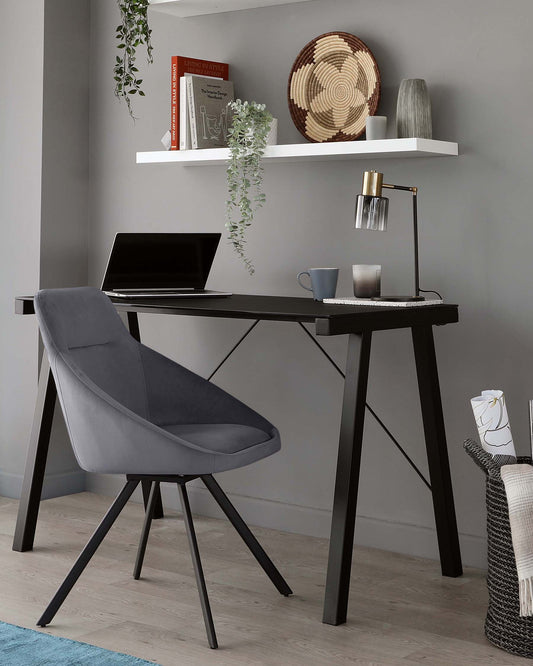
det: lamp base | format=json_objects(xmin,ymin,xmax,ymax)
[{"xmin": 371, "ymin": 295, "xmax": 425, "ymax": 302}]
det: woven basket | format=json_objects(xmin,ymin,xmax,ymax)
[
  {"xmin": 464, "ymin": 438, "xmax": 533, "ymax": 657},
  {"xmin": 287, "ymin": 32, "xmax": 381, "ymax": 143}
]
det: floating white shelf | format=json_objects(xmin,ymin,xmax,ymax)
[
  {"xmin": 137, "ymin": 138, "xmax": 459, "ymax": 166},
  {"xmin": 149, "ymin": 0, "xmax": 314, "ymax": 17}
]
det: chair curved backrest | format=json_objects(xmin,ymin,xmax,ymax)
[
  {"xmin": 36, "ymin": 287, "xmax": 149, "ymax": 418},
  {"xmin": 34, "ymin": 287, "xmax": 277, "ymax": 476}
]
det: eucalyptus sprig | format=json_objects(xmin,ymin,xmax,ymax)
[
  {"xmin": 114, "ymin": 0, "xmax": 153, "ymax": 119},
  {"xmin": 226, "ymin": 100, "xmax": 273, "ymax": 275}
]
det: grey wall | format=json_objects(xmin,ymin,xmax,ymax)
[
  {"xmin": 0, "ymin": 0, "xmax": 90, "ymax": 498},
  {"xmin": 41, "ymin": 0, "xmax": 90, "ymax": 290},
  {"xmin": 39, "ymin": 0, "xmax": 91, "ymax": 495},
  {"xmin": 0, "ymin": 0, "xmax": 44, "ymax": 496}
]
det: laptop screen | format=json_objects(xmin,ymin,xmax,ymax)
[{"xmin": 101, "ymin": 233, "xmax": 221, "ymax": 291}]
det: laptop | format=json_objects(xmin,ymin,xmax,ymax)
[{"xmin": 101, "ymin": 233, "xmax": 232, "ymax": 298}]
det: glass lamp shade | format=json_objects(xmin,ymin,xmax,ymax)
[{"xmin": 354, "ymin": 194, "xmax": 389, "ymax": 231}]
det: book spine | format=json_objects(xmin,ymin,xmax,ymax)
[
  {"xmin": 170, "ymin": 56, "xmax": 179, "ymax": 150},
  {"xmin": 186, "ymin": 76, "xmax": 198, "ymax": 149},
  {"xmin": 179, "ymin": 77, "xmax": 189, "ymax": 150}
]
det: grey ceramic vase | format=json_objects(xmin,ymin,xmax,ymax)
[{"xmin": 396, "ymin": 79, "xmax": 432, "ymax": 139}]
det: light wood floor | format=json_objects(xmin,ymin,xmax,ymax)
[{"xmin": 0, "ymin": 492, "xmax": 528, "ymax": 666}]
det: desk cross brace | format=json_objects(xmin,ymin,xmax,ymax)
[
  {"xmin": 296, "ymin": 323, "xmax": 432, "ymax": 492},
  {"xmin": 206, "ymin": 318, "xmax": 431, "ymax": 492},
  {"xmin": 207, "ymin": 320, "xmax": 260, "ymax": 381}
]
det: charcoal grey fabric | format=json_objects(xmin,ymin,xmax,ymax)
[
  {"xmin": 161, "ymin": 424, "xmax": 271, "ymax": 454},
  {"xmin": 34, "ymin": 287, "xmax": 281, "ymax": 475}
]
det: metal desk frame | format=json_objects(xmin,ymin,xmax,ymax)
[{"xmin": 12, "ymin": 294, "xmax": 462, "ymax": 626}]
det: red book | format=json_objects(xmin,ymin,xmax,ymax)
[{"xmin": 170, "ymin": 56, "xmax": 230, "ymax": 150}]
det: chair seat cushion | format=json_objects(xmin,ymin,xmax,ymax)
[{"xmin": 161, "ymin": 423, "xmax": 271, "ymax": 454}]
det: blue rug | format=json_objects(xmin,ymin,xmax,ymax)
[{"xmin": 0, "ymin": 621, "xmax": 158, "ymax": 665}]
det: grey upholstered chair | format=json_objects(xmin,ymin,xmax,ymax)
[{"xmin": 34, "ymin": 287, "xmax": 291, "ymax": 649}]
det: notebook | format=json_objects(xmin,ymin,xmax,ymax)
[{"xmin": 101, "ymin": 233, "xmax": 231, "ymax": 298}]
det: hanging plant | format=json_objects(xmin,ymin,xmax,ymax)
[
  {"xmin": 226, "ymin": 100, "xmax": 273, "ymax": 275},
  {"xmin": 114, "ymin": 0, "xmax": 153, "ymax": 119}
]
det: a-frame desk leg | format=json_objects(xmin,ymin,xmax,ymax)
[
  {"xmin": 412, "ymin": 325, "xmax": 462, "ymax": 577},
  {"xmin": 13, "ymin": 354, "xmax": 56, "ymax": 552},
  {"xmin": 322, "ymin": 332, "xmax": 372, "ymax": 625}
]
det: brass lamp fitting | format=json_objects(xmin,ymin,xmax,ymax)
[{"xmin": 361, "ymin": 170, "xmax": 384, "ymax": 198}]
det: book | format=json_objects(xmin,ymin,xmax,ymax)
[
  {"xmin": 170, "ymin": 56, "xmax": 229, "ymax": 150},
  {"xmin": 186, "ymin": 75, "xmax": 234, "ymax": 149},
  {"xmin": 179, "ymin": 77, "xmax": 191, "ymax": 150},
  {"xmin": 180, "ymin": 74, "xmax": 223, "ymax": 151},
  {"xmin": 323, "ymin": 297, "xmax": 444, "ymax": 307}
]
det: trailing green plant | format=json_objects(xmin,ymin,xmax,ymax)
[
  {"xmin": 114, "ymin": 0, "xmax": 153, "ymax": 119},
  {"xmin": 226, "ymin": 100, "xmax": 273, "ymax": 275}
]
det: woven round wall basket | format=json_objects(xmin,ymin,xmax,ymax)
[{"xmin": 288, "ymin": 31, "xmax": 381, "ymax": 143}]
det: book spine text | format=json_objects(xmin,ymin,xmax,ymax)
[
  {"xmin": 186, "ymin": 76, "xmax": 198, "ymax": 149},
  {"xmin": 170, "ymin": 56, "xmax": 179, "ymax": 150}
]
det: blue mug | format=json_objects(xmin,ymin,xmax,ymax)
[{"xmin": 297, "ymin": 268, "xmax": 339, "ymax": 301}]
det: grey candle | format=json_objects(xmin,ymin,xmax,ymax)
[
  {"xmin": 353, "ymin": 264, "xmax": 381, "ymax": 298},
  {"xmin": 365, "ymin": 116, "xmax": 387, "ymax": 140}
]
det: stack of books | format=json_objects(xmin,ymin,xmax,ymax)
[{"xmin": 170, "ymin": 56, "xmax": 234, "ymax": 150}]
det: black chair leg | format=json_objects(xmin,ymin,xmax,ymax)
[
  {"xmin": 201, "ymin": 474, "xmax": 292, "ymax": 597},
  {"xmin": 141, "ymin": 479, "xmax": 164, "ymax": 519},
  {"xmin": 37, "ymin": 480, "xmax": 139, "ymax": 627},
  {"xmin": 134, "ymin": 481, "xmax": 160, "ymax": 580},
  {"xmin": 177, "ymin": 483, "xmax": 218, "ymax": 649}
]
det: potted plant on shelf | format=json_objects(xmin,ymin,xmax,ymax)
[
  {"xmin": 114, "ymin": 0, "xmax": 153, "ymax": 119},
  {"xmin": 226, "ymin": 100, "xmax": 274, "ymax": 275}
]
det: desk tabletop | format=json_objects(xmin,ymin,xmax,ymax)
[{"xmin": 15, "ymin": 293, "xmax": 458, "ymax": 336}]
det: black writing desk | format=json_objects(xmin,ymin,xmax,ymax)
[{"xmin": 13, "ymin": 293, "xmax": 462, "ymax": 626}]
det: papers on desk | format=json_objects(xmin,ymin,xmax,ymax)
[{"xmin": 323, "ymin": 297, "xmax": 444, "ymax": 307}]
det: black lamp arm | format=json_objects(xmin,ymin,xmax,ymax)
[{"xmin": 382, "ymin": 183, "xmax": 420, "ymax": 299}]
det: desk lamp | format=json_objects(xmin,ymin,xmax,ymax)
[{"xmin": 354, "ymin": 170, "xmax": 424, "ymax": 301}]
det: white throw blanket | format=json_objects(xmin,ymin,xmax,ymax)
[{"xmin": 501, "ymin": 464, "xmax": 533, "ymax": 616}]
